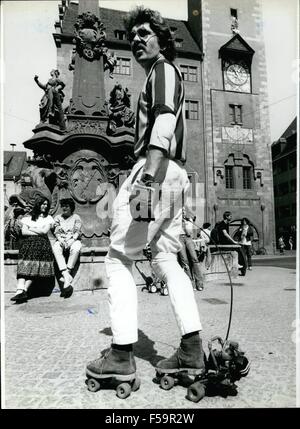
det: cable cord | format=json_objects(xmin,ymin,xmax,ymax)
[{"xmin": 193, "ymin": 223, "xmax": 234, "ymax": 341}]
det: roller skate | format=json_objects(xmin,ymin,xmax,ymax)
[
  {"xmin": 85, "ymin": 347, "xmax": 141, "ymax": 399},
  {"xmin": 155, "ymin": 336, "xmax": 207, "ymax": 403},
  {"xmin": 187, "ymin": 337, "xmax": 250, "ymax": 400}
]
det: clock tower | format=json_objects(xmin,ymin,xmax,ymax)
[
  {"xmin": 220, "ymin": 34, "xmax": 254, "ymax": 93},
  {"xmin": 188, "ymin": 0, "xmax": 275, "ymax": 254}
]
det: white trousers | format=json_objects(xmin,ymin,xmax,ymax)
[
  {"xmin": 52, "ymin": 240, "xmax": 82, "ymax": 271},
  {"xmin": 106, "ymin": 158, "xmax": 202, "ymax": 345}
]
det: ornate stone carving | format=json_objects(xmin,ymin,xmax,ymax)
[
  {"xmin": 122, "ymin": 154, "xmax": 136, "ymax": 170},
  {"xmin": 231, "ymin": 17, "xmax": 239, "ymax": 34},
  {"xmin": 105, "ymin": 84, "xmax": 135, "ymax": 135},
  {"xmin": 69, "ymin": 11, "xmax": 116, "ymax": 76},
  {"xmin": 103, "ymin": 48, "xmax": 117, "ymax": 78},
  {"xmin": 67, "ymin": 98, "xmax": 107, "ymax": 116},
  {"xmin": 67, "ymin": 118, "xmax": 106, "ymax": 135},
  {"xmin": 7, "ymin": 155, "xmax": 74, "ymax": 217},
  {"xmin": 69, "ymin": 157, "xmax": 108, "ymax": 204},
  {"xmin": 53, "ymin": 162, "xmax": 70, "ymax": 189},
  {"xmin": 104, "ymin": 165, "xmax": 129, "ymax": 189},
  {"xmin": 9, "ymin": 164, "xmax": 56, "ymax": 211},
  {"xmin": 74, "ymin": 12, "xmax": 106, "ymax": 62}
]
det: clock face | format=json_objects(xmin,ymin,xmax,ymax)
[
  {"xmin": 223, "ymin": 60, "xmax": 251, "ymax": 93},
  {"xmin": 226, "ymin": 64, "xmax": 249, "ymax": 85}
]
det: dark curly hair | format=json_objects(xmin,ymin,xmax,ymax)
[
  {"xmin": 241, "ymin": 217, "xmax": 250, "ymax": 225},
  {"xmin": 124, "ymin": 7, "xmax": 176, "ymax": 62},
  {"xmin": 60, "ymin": 198, "xmax": 75, "ymax": 214},
  {"xmin": 31, "ymin": 196, "xmax": 50, "ymax": 221}
]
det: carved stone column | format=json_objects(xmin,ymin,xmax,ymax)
[{"xmin": 69, "ymin": 0, "xmax": 106, "ymax": 116}]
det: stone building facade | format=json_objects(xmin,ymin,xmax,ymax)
[
  {"xmin": 272, "ymin": 118, "xmax": 297, "ymax": 248},
  {"xmin": 188, "ymin": 0, "xmax": 275, "ymax": 252}
]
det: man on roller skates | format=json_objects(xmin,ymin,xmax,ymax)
[{"xmin": 86, "ymin": 6, "xmax": 205, "ymax": 398}]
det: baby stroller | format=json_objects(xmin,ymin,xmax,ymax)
[{"xmin": 134, "ymin": 245, "xmax": 169, "ymax": 296}]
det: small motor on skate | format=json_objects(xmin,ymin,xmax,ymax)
[
  {"xmin": 155, "ymin": 336, "xmax": 250, "ymax": 403},
  {"xmin": 187, "ymin": 336, "xmax": 250, "ymax": 402}
]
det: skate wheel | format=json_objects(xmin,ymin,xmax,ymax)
[
  {"xmin": 149, "ymin": 285, "xmax": 157, "ymax": 293},
  {"xmin": 162, "ymin": 287, "xmax": 169, "ymax": 296},
  {"xmin": 116, "ymin": 382, "xmax": 131, "ymax": 399},
  {"xmin": 86, "ymin": 378, "xmax": 101, "ymax": 393},
  {"xmin": 131, "ymin": 376, "xmax": 141, "ymax": 392},
  {"xmin": 160, "ymin": 375, "xmax": 175, "ymax": 391},
  {"xmin": 187, "ymin": 382, "xmax": 205, "ymax": 403}
]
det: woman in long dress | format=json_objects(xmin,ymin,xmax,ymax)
[{"xmin": 10, "ymin": 196, "xmax": 55, "ymax": 303}]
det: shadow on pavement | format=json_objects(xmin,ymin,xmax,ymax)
[
  {"xmin": 27, "ymin": 278, "xmax": 56, "ymax": 299},
  {"xmin": 99, "ymin": 327, "xmax": 166, "ymax": 366}
]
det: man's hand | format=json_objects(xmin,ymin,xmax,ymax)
[{"xmin": 129, "ymin": 175, "xmax": 155, "ymax": 222}]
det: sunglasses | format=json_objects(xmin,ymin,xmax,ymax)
[{"xmin": 127, "ymin": 28, "xmax": 157, "ymax": 44}]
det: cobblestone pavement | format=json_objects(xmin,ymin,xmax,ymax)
[{"xmin": 4, "ymin": 265, "xmax": 297, "ymax": 409}]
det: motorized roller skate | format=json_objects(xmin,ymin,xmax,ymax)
[
  {"xmin": 85, "ymin": 348, "xmax": 141, "ymax": 399},
  {"xmin": 186, "ymin": 337, "xmax": 250, "ymax": 401}
]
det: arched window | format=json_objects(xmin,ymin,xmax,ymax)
[
  {"xmin": 224, "ymin": 154, "xmax": 235, "ymax": 189},
  {"xmin": 224, "ymin": 154, "xmax": 254, "ymax": 190}
]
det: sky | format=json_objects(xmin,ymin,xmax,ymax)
[{"xmin": 1, "ymin": 0, "xmax": 298, "ymax": 153}]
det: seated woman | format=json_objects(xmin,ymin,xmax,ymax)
[
  {"xmin": 52, "ymin": 198, "xmax": 82, "ymax": 298},
  {"xmin": 11, "ymin": 196, "xmax": 55, "ymax": 303}
]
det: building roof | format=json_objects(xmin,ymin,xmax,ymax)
[
  {"xmin": 272, "ymin": 118, "xmax": 297, "ymax": 161},
  {"xmin": 4, "ymin": 151, "xmax": 27, "ymax": 180},
  {"xmin": 280, "ymin": 117, "xmax": 297, "ymax": 141},
  {"xmin": 59, "ymin": 3, "xmax": 202, "ymax": 57},
  {"xmin": 219, "ymin": 33, "xmax": 255, "ymax": 56}
]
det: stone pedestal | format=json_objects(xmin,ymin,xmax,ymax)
[{"xmin": 4, "ymin": 248, "xmax": 239, "ymax": 292}]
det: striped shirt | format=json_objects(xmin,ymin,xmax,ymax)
[{"xmin": 134, "ymin": 55, "xmax": 186, "ymax": 163}]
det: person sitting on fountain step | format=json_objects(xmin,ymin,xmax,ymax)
[
  {"xmin": 52, "ymin": 198, "xmax": 82, "ymax": 298},
  {"xmin": 10, "ymin": 196, "xmax": 55, "ymax": 303}
]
